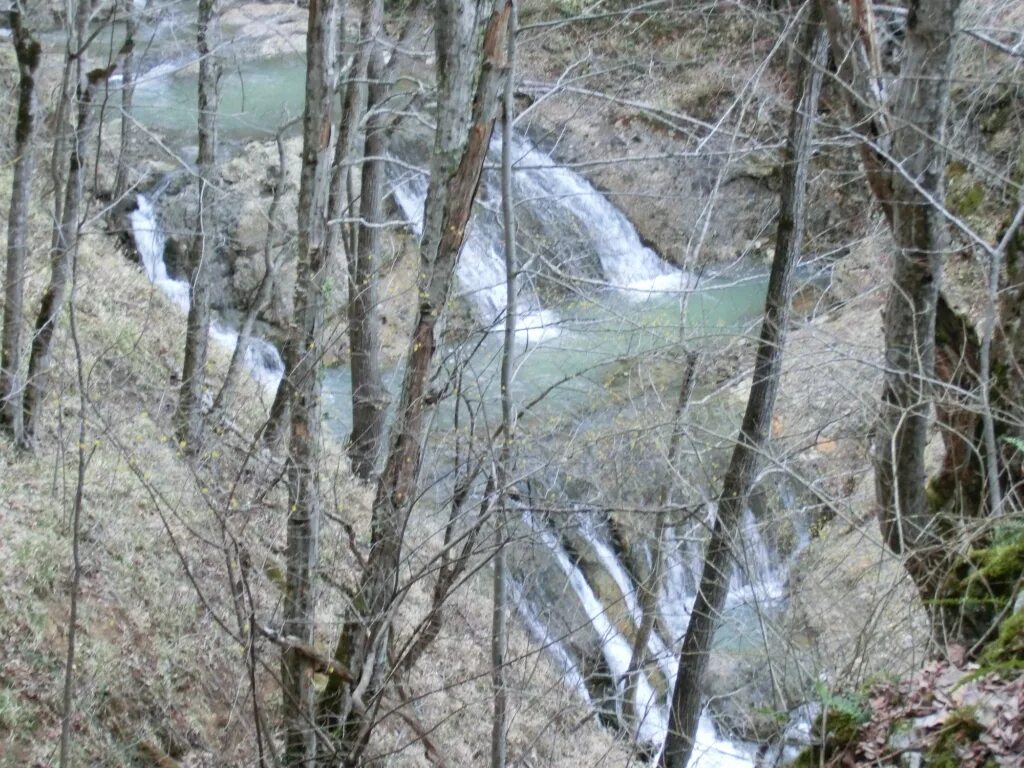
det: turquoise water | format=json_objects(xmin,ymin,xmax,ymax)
[
  {"xmin": 323, "ymin": 273, "xmax": 768, "ymax": 439},
  {"xmin": 132, "ymin": 56, "xmax": 310, "ymax": 138}
]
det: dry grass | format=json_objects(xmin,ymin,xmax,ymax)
[{"xmin": 0, "ymin": 129, "xmax": 629, "ymax": 768}]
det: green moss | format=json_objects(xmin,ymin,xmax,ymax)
[
  {"xmin": 948, "ymin": 178, "xmax": 986, "ymax": 217},
  {"xmin": 980, "ymin": 609, "xmax": 1024, "ymax": 666},
  {"xmin": 927, "ymin": 706, "xmax": 985, "ymax": 768}
]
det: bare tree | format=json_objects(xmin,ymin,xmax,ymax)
[
  {"xmin": 819, "ymin": 0, "xmax": 1020, "ymax": 648},
  {"xmin": 279, "ymin": 0, "xmax": 337, "ymax": 763},
  {"xmin": 660, "ymin": 14, "xmax": 827, "ymax": 767},
  {"xmin": 175, "ymin": 0, "xmax": 219, "ymax": 450},
  {"xmin": 111, "ymin": 0, "xmax": 138, "ymax": 204},
  {"xmin": 22, "ymin": 6, "xmax": 127, "ymax": 440},
  {"xmin": 348, "ymin": 0, "xmax": 389, "ymax": 479},
  {"xmin": 316, "ymin": 1, "xmax": 512, "ymax": 760},
  {"xmin": 0, "ymin": 4, "xmax": 42, "ymax": 444},
  {"xmin": 491, "ymin": 6, "xmax": 518, "ymax": 766}
]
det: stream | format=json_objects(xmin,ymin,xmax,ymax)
[{"xmin": 121, "ymin": 27, "xmax": 809, "ymax": 765}]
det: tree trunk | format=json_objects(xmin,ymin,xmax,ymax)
[
  {"xmin": 0, "ymin": 6, "xmax": 42, "ymax": 444},
  {"xmin": 111, "ymin": 0, "xmax": 136, "ymax": 204},
  {"xmin": 660, "ymin": 20, "xmax": 825, "ymax": 768},
  {"xmin": 348, "ymin": 15, "xmax": 389, "ymax": 480},
  {"xmin": 867, "ymin": 0, "xmax": 964, "ymax": 641},
  {"xmin": 491, "ymin": 7, "xmax": 517, "ymax": 766},
  {"xmin": 23, "ymin": 24, "xmax": 125, "ymax": 439},
  {"xmin": 175, "ymin": 0, "xmax": 219, "ymax": 451},
  {"xmin": 280, "ymin": 0, "xmax": 336, "ymax": 764},
  {"xmin": 317, "ymin": 1, "xmax": 511, "ymax": 761}
]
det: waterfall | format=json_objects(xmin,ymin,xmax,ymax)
[
  {"xmin": 581, "ymin": 518, "xmax": 677, "ymax": 685},
  {"xmin": 522, "ymin": 512, "xmax": 754, "ymax": 767},
  {"xmin": 389, "ymin": 135, "xmax": 693, "ymax": 343},
  {"xmin": 508, "ymin": 577, "xmax": 593, "ymax": 706},
  {"xmin": 509, "ymin": 141, "xmax": 693, "ymax": 298},
  {"xmin": 131, "ymin": 195, "xmax": 190, "ymax": 312},
  {"xmin": 390, "ymin": 168, "xmax": 561, "ymax": 345},
  {"xmin": 129, "ymin": 194, "xmax": 285, "ymax": 389},
  {"xmin": 523, "ymin": 511, "xmax": 668, "ymax": 745}
]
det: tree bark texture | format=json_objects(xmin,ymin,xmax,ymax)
[
  {"xmin": 491, "ymin": 7, "xmax": 517, "ymax": 766},
  {"xmin": 280, "ymin": 0, "xmax": 336, "ymax": 764},
  {"xmin": 317, "ymin": 1, "xmax": 511, "ymax": 761},
  {"xmin": 660, "ymin": 20, "xmax": 826, "ymax": 768},
  {"xmin": 175, "ymin": 0, "xmax": 219, "ymax": 450},
  {"xmin": 1, "ymin": 7, "xmax": 42, "ymax": 443},
  {"xmin": 348, "ymin": 24, "xmax": 389, "ymax": 480},
  {"xmin": 111, "ymin": 0, "xmax": 136, "ymax": 204},
  {"xmin": 868, "ymin": 0, "xmax": 964, "ymax": 632}
]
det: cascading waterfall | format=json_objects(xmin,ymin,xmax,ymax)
[
  {"xmin": 522, "ymin": 511, "xmax": 755, "ymax": 767},
  {"xmin": 390, "ymin": 166, "xmax": 561, "ymax": 344},
  {"xmin": 510, "ymin": 141, "xmax": 692, "ymax": 297},
  {"xmin": 389, "ymin": 135, "xmax": 694, "ymax": 343},
  {"xmin": 129, "ymin": 194, "xmax": 285, "ymax": 388},
  {"xmin": 523, "ymin": 511, "xmax": 668, "ymax": 745}
]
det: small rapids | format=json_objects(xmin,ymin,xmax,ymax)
[{"xmin": 129, "ymin": 194, "xmax": 285, "ymax": 389}]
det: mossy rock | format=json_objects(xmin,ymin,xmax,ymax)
[
  {"xmin": 979, "ymin": 608, "xmax": 1024, "ymax": 667},
  {"xmin": 790, "ymin": 707, "xmax": 867, "ymax": 767},
  {"xmin": 926, "ymin": 706, "xmax": 986, "ymax": 768}
]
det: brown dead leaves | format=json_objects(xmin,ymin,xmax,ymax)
[{"xmin": 828, "ymin": 658, "xmax": 1024, "ymax": 767}]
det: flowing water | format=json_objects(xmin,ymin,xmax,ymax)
[
  {"xmin": 123, "ymin": 48, "xmax": 811, "ymax": 765},
  {"xmin": 130, "ymin": 194, "xmax": 285, "ymax": 387}
]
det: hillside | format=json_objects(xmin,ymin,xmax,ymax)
[{"xmin": 2, "ymin": 0, "xmax": 1023, "ymax": 767}]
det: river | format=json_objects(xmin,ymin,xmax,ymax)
[{"xmin": 119, "ymin": 23, "xmax": 808, "ymax": 765}]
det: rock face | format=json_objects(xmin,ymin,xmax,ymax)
[
  {"xmin": 142, "ymin": 137, "xmax": 303, "ymax": 344},
  {"xmin": 219, "ymin": 2, "xmax": 309, "ymax": 58}
]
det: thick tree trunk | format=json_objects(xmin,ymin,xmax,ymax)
[
  {"xmin": 660, "ymin": 20, "xmax": 825, "ymax": 768},
  {"xmin": 868, "ymin": 0, "xmax": 963, "ymax": 640},
  {"xmin": 317, "ymin": 1, "xmax": 510, "ymax": 761},
  {"xmin": 0, "ymin": 7, "xmax": 42, "ymax": 443},
  {"xmin": 280, "ymin": 0, "xmax": 335, "ymax": 764},
  {"xmin": 348, "ymin": 21, "xmax": 389, "ymax": 480},
  {"xmin": 175, "ymin": 0, "xmax": 219, "ymax": 450}
]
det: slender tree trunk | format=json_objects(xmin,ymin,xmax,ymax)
[
  {"xmin": 623, "ymin": 349, "xmax": 698, "ymax": 735},
  {"xmin": 175, "ymin": 0, "xmax": 219, "ymax": 450},
  {"xmin": 280, "ymin": 0, "xmax": 336, "ymax": 764},
  {"xmin": 0, "ymin": 6, "xmax": 42, "ymax": 443},
  {"xmin": 23, "ymin": 27, "xmax": 125, "ymax": 439},
  {"xmin": 660, "ymin": 20, "xmax": 826, "ymax": 767},
  {"xmin": 491, "ymin": 7, "xmax": 517, "ymax": 766},
  {"xmin": 111, "ymin": 0, "xmax": 136, "ymax": 203},
  {"xmin": 317, "ymin": 2, "xmax": 511, "ymax": 761},
  {"xmin": 348, "ymin": 15, "xmax": 389, "ymax": 480}
]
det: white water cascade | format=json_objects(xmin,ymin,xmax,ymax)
[
  {"xmin": 389, "ymin": 136, "xmax": 693, "ymax": 343},
  {"xmin": 523, "ymin": 512, "xmax": 754, "ymax": 767},
  {"xmin": 510, "ymin": 141, "xmax": 693, "ymax": 297},
  {"xmin": 129, "ymin": 194, "xmax": 285, "ymax": 389}
]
